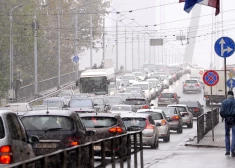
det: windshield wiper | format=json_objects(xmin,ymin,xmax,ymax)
[{"xmin": 44, "ymin": 127, "xmax": 63, "ymax": 133}]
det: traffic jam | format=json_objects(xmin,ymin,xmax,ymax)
[{"xmin": 1, "ymin": 63, "xmax": 206, "ymax": 166}]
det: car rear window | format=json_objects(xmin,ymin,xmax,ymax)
[
  {"xmin": 156, "ymin": 108, "xmax": 177, "ymax": 115},
  {"xmin": 0, "ymin": 117, "xmax": 5, "ymax": 139},
  {"xmin": 69, "ymin": 99, "xmax": 93, "ymax": 107},
  {"xmin": 185, "ymin": 80, "xmax": 198, "ymax": 83},
  {"xmin": 92, "ymin": 98, "xmax": 104, "ymax": 105},
  {"xmin": 180, "ymin": 101, "xmax": 198, "ymax": 107},
  {"xmin": 122, "ymin": 117, "xmax": 146, "ymax": 129},
  {"xmin": 139, "ymin": 112, "xmax": 163, "ymax": 120},
  {"xmin": 170, "ymin": 106, "xmax": 187, "ymax": 112},
  {"xmin": 111, "ymin": 106, "xmax": 131, "ymax": 111},
  {"xmin": 125, "ymin": 87, "xmax": 141, "ymax": 93},
  {"xmin": 21, "ymin": 116, "xmax": 74, "ymax": 131},
  {"xmin": 125, "ymin": 99, "xmax": 146, "ymax": 105},
  {"xmin": 161, "ymin": 93, "xmax": 175, "ymax": 98},
  {"xmin": 42, "ymin": 100, "xmax": 63, "ymax": 108},
  {"xmin": 81, "ymin": 117, "xmax": 117, "ymax": 128}
]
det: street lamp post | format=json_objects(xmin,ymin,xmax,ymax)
[{"xmin": 9, "ymin": 3, "xmax": 26, "ymax": 90}]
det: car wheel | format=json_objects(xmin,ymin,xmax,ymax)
[
  {"xmin": 177, "ymin": 126, "xmax": 183, "ymax": 134},
  {"xmin": 187, "ymin": 121, "xmax": 193, "ymax": 128},
  {"xmin": 151, "ymin": 137, "xmax": 158, "ymax": 149},
  {"xmin": 163, "ymin": 131, "xmax": 170, "ymax": 142}
]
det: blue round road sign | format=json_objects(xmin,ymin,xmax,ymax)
[
  {"xmin": 203, "ymin": 70, "xmax": 219, "ymax": 87},
  {"xmin": 226, "ymin": 79, "xmax": 235, "ymax": 89},
  {"xmin": 214, "ymin": 37, "xmax": 235, "ymax": 58},
  {"xmin": 73, "ymin": 55, "xmax": 79, "ymax": 63}
]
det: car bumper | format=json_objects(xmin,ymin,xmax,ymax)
[
  {"xmin": 157, "ymin": 126, "xmax": 168, "ymax": 138},
  {"xmin": 183, "ymin": 87, "xmax": 201, "ymax": 92},
  {"xmin": 169, "ymin": 122, "xmax": 181, "ymax": 130},
  {"xmin": 182, "ymin": 118, "xmax": 191, "ymax": 125}
]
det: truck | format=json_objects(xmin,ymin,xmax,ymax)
[{"xmin": 204, "ymin": 70, "xmax": 230, "ymax": 107}]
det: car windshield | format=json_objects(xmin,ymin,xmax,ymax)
[
  {"xmin": 185, "ymin": 80, "xmax": 198, "ymax": 83},
  {"xmin": 111, "ymin": 106, "xmax": 131, "ymax": 111},
  {"xmin": 122, "ymin": 75, "xmax": 135, "ymax": 80},
  {"xmin": 92, "ymin": 98, "xmax": 104, "ymax": 105},
  {"xmin": 42, "ymin": 100, "xmax": 63, "ymax": 108},
  {"xmin": 58, "ymin": 90, "xmax": 73, "ymax": 97},
  {"xmin": 105, "ymin": 97, "xmax": 121, "ymax": 104},
  {"xmin": 122, "ymin": 117, "xmax": 146, "ymax": 129},
  {"xmin": 125, "ymin": 87, "xmax": 141, "ymax": 93},
  {"xmin": 125, "ymin": 99, "xmax": 146, "ymax": 105},
  {"xmin": 22, "ymin": 116, "xmax": 74, "ymax": 131},
  {"xmin": 132, "ymin": 84, "xmax": 148, "ymax": 90},
  {"xmin": 138, "ymin": 112, "xmax": 163, "ymax": 120},
  {"xmin": 81, "ymin": 117, "xmax": 117, "ymax": 128},
  {"xmin": 161, "ymin": 93, "xmax": 175, "ymax": 98},
  {"xmin": 0, "ymin": 117, "xmax": 5, "ymax": 139},
  {"xmin": 69, "ymin": 99, "xmax": 93, "ymax": 107}
]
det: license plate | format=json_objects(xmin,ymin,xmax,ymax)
[
  {"xmin": 93, "ymin": 146, "xmax": 101, "ymax": 150},
  {"xmin": 35, "ymin": 143, "xmax": 57, "ymax": 149}
]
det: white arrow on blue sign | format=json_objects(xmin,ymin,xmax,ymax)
[
  {"xmin": 214, "ymin": 37, "xmax": 235, "ymax": 58},
  {"xmin": 73, "ymin": 55, "xmax": 79, "ymax": 63},
  {"xmin": 226, "ymin": 79, "xmax": 235, "ymax": 89}
]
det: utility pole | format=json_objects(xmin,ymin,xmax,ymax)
[
  {"xmin": 75, "ymin": 7, "xmax": 79, "ymax": 81},
  {"xmin": 149, "ymin": 36, "xmax": 151, "ymax": 63},
  {"xmin": 125, "ymin": 28, "xmax": 127, "ymax": 70},
  {"xmin": 34, "ymin": 8, "xmax": 38, "ymax": 95},
  {"xmin": 57, "ymin": 0, "xmax": 61, "ymax": 89},
  {"xmin": 153, "ymin": 46, "xmax": 156, "ymax": 63},
  {"xmin": 138, "ymin": 35, "xmax": 140, "ymax": 68},
  {"xmin": 144, "ymin": 33, "xmax": 146, "ymax": 63},
  {"xmin": 102, "ymin": 17, "xmax": 105, "ymax": 60},
  {"xmin": 132, "ymin": 31, "xmax": 134, "ymax": 70},
  {"xmin": 116, "ymin": 20, "xmax": 118, "ymax": 70},
  {"xmin": 158, "ymin": 46, "xmax": 159, "ymax": 64},
  {"xmin": 90, "ymin": 14, "xmax": 93, "ymax": 67}
]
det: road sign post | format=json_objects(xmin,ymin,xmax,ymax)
[
  {"xmin": 214, "ymin": 37, "xmax": 235, "ymax": 98},
  {"xmin": 203, "ymin": 70, "xmax": 220, "ymax": 142}
]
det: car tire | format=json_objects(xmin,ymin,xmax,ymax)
[
  {"xmin": 187, "ymin": 121, "xmax": 193, "ymax": 128},
  {"xmin": 163, "ymin": 131, "xmax": 170, "ymax": 142},
  {"xmin": 151, "ymin": 137, "xmax": 158, "ymax": 149},
  {"xmin": 177, "ymin": 126, "xmax": 183, "ymax": 134}
]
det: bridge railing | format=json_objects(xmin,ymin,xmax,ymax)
[{"xmin": 8, "ymin": 131, "xmax": 144, "ymax": 168}]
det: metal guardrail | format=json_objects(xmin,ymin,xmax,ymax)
[
  {"xmin": 8, "ymin": 131, "xmax": 144, "ymax": 168},
  {"xmin": 197, "ymin": 108, "xmax": 219, "ymax": 143}
]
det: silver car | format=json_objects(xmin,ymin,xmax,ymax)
[
  {"xmin": 109, "ymin": 105, "xmax": 135, "ymax": 114},
  {"xmin": 137, "ymin": 109, "xmax": 170, "ymax": 142},
  {"xmin": 168, "ymin": 104, "xmax": 193, "ymax": 128},
  {"xmin": 121, "ymin": 113, "xmax": 159, "ymax": 149},
  {"xmin": 0, "ymin": 110, "xmax": 37, "ymax": 166},
  {"xmin": 182, "ymin": 79, "xmax": 202, "ymax": 93}
]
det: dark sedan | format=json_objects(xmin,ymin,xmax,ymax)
[
  {"xmin": 80, "ymin": 113, "xmax": 127, "ymax": 157},
  {"xmin": 179, "ymin": 101, "xmax": 204, "ymax": 117}
]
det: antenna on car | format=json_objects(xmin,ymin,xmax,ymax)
[{"xmin": 46, "ymin": 99, "xmax": 49, "ymax": 114}]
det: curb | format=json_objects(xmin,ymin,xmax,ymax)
[{"xmin": 185, "ymin": 143, "xmax": 225, "ymax": 148}]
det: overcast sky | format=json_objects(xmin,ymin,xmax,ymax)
[{"xmin": 79, "ymin": 0, "xmax": 235, "ymax": 70}]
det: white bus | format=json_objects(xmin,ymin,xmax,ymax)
[{"xmin": 79, "ymin": 68, "xmax": 117, "ymax": 95}]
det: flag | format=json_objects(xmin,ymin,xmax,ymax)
[{"xmin": 179, "ymin": 0, "xmax": 220, "ymax": 16}]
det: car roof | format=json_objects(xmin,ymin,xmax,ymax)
[
  {"xmin": 0, "ymin": 110, "xmax": 14, "ymax": 114},
  {"xmin": 161, "ymin": 92, "xmax": 176, "ymax": 94},
  {"xmin": 132, "ymin": 82, "xmax": 149, "ymax": 84},
  {"xmin": 79, "ymin": 113, "xmax": 119, "ymax": 117},
  {"xmin": 126, "ymin": 97, "xmax": 146, "ymax": 100},
  {"xmin": 22, "ymin": 110, "xmax": 72, "ymax": 117},
  {"xmin": 120, "ymin": 112, "xmax": 150, "ymax": 118},
  {"xmin": 126, "ymin": 86, "xmax": 141, "ymax": 89},
  {"xmin": 111, "ymin": 104, "xmax": 132, "ymax": 107},
  {"xmin": 155, "ymin": 106, "xmax": 176, "ymax": 109},
  {"xmin": 6, "ymin": 103, "xmax": 29, "ymax": 106},
  {"xmin": 179, "ymin": 101, "xmax": 198, "ymax": 106},
  {"xmin": 137, "ymin": 109, "xmax": 164, "ymax": 113},
  {"xmin": 168, "ymin": 104, "xmax": 187, "ymax": 107}
]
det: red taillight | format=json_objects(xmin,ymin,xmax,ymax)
[
  {"xmin": 146, "ymin": 120, "xmax": 154, "ymax": 129},
  {"xmin": 109, "ymin": 127, "xmax": 123, "ymax": 133},
  {"xmin": 142, "ymin": 105, "xmax": 149, "ymax": 109},
  {"xmin": 183, "ymin": 84, "xmax": 187, "ymax": 87},
  {"xmin": 195, "ymin": 108, "xmax": 199, "ymax": 112},
  {"xmin": 172, "ymin": 115, "xmax": 179, "ymax": 121},
  {"xmin": 161, "ymin": 119, "xmax": 167, "ymax": 126},
  {"xmin": 195, "ymin": 84, "xmax": 200, "ymax": 87},
  {"xmin": 67, "ymin": 137, "xmax": 79, "ymax": 146},
  {"xmin": 0, "ymin": 146, "xmax": 12, "ymax": 164}
]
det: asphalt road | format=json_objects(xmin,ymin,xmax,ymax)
[{"xmin": 94, "ymin": 74, "xmax": 234, "ymax": 167}]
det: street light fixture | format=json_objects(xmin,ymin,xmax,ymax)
[{"xmin": 9, "ymin": 3, "xmax": 26, "ymax": 90}]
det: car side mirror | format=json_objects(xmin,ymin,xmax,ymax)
[
  {"xmin": 86, "ymin": 130, "xmax": 96, "ymax": 136},
  {"xmin": 180, "ymin": 113, "xmax": 185, "ymax": 117},
  {"xmin": 150, "ymin": 104, "xmax": 154, "ymax": 106},
  {"xmin": 201, "ymin": 105, "xmax": 204, "ymax": 107},
  {"xmin": 28, "ymin": 135, "xmax": 39, "ymax": 143},
  {"xmin": 94, "ymin": 103, "xmax": 98, "ymax": 106},
  {"xmin": 64, "ymin": 104, "xmax": 68, "ymax": 108},
  {"xmin": 155, "ymin": 122, "xmax": 161, "ymax": 126}
]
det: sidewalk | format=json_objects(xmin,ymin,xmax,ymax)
[{"xmin": 185, "ymin": 119, "xmax": 225, "ymax": 148}]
